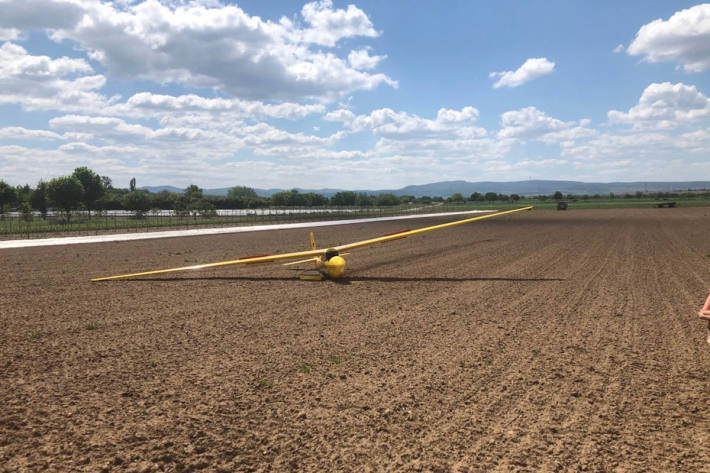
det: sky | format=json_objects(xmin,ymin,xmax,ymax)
[{"xmin": 1, "ymin": 0, "xmax": 709, "ymax": 190}]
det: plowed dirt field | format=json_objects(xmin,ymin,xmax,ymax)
[{"xmin": 2, "ymin": 208, "xmax": 710, "ymax": 473}]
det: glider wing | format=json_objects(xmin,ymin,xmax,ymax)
[
  {"xmin": 335, "ymin": 206, "xmax": 532, "ymax": 252},
  {"xmin": 92, "ymin": 248, "xmax": 327, "ymax": 281},
  {"xmin": 92, "ymin": 206, "xmax": 532, "ymax": 281}
]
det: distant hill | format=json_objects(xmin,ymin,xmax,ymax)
[
  {"xmin": 139, "ymin": 185, "xmax": 185, "ymax": 194},
  {"xmin": 141, "ymin": 180, "xmax": 710, "ymax": 198},
  {"xmin": 140, "ymin": 185, "xmax": 343, "ymax": 197},
  {"xmin": 375, "ymin": 180, "xmax": 710, "ymax": 197}
]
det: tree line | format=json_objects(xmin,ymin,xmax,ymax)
[
  {"xmin": 449, "ymin": 189, "xmax": 710, "ymax": 202},
  {"xmin": 0, "ymin": 168, "xmax": 445, "ymax": 219},
  {"xmin": 2, "ymin": 168, "xmax": 709, "ymax": 220}
]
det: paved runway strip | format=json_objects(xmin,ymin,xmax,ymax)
[{"xmin": 0, "ymin": 209, "xmax": 493, "ymax": 249}]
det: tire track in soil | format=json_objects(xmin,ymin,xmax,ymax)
[
  {"xmin": 202, "ymin": 224, "xmax": 552, "ymax": 468},
  {"xmin": 2, "ymin": 209, "xmax": 710, "ymax": 472},
  {"xmin": 262, "ymin": 215, "xmax": 620, "ymax": 471},
  {"xmin": 149, "ymin": 217, "xmax": 584, "ymax": 468},
  {"xmin": 532, "ymin": 218, "xmax": 643, "ymax": 473},
  {"xmin": 0, "ymin": 215, "xmax": 628, "ymax": 472},
  {"xmin": 608, "ymin": 211, "xmax": 710, "ymax": 472},
  {"xmin": 204, "ymin": 212, "xmax": 708, "ymax": 472},
  {"xmin": 420, "ymin": 214, "xmax": 631, "ymax": 472},
  {"xmin": 352, "ymin": 211, "xmax": 708, "ymax": 473}
]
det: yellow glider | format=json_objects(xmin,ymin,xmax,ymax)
[{"xmin": 92, "ymin": 206, "xmax": 532, "ymax": 281}]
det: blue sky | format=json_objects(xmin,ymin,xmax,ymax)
[{"xmin": 1, "ymin": 0, "xmax": 709, "ymax": 189}]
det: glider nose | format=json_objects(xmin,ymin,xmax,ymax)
[{"xmin": 324, "ymin": 255, "xmax": 346, "ymax": 278}]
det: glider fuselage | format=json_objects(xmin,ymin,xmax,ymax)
[{"xmin": 318, "ymin": 254, "xmax": 347, "ymax": 278}]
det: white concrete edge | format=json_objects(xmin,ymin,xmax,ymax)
[{"xmin": 0, "ymin": 209, "xmax": 496, "ymax": 249}]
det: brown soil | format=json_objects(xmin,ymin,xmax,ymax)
[{"xmin": 1, "ymin": 208, "xmax": 710, "ymax": 473}]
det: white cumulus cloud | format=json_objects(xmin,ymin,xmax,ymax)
[
  {"xmin": 628, "ymin": 4, "xmax": 710, "ymax": 72},
  {"xmin": 300, "ymin": 0, "xmax": 378, "ymax": 46},
  {"xmin": 0, "ymin": 42, "xmax": 110, "ymax": 112},
  {"xmin": 325, "ymin": 105, "xmax": 504, "ymax": 164},
  {"xmin": 0, "ymin": 0, "xmax": 85, "ymax": 31},
  {"xmin": 327, "ymin": 106, "xmax": 483, "ymax": 140},
  {"xmin": 26, "ymin": 0, "xmax": 396, "ymax": 102},
  {"xmin": 115, "ymin": 92, "xmax": 325, "ymax": 120},
  {"xmin": 0, "ymin": 28, "xmax": 20, "ymax": 41},
  {"xmin": 498, "ymin": 106, "xmax": 568, "ymax": 139},
  {"xmin": 608, "ymin": 82, "xmax": 710, "ymax": 129},
  {"xmin": 490, "ymin": 57, "xmax": 555, "ymax": 88},
  {"xmin": 0, "ymin": 126, "xmax": 66, "ymax": 141},
  {"xmin": 324, "ymin": 108, "xmax": 356, "ymax": 123},
  {"xmin": 348, "ymin": 48, "xmax": 386, "ymax": 70}
]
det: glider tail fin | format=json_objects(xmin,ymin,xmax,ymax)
[
  {"xmin": 310, "ymin": 231, "xmax": 316, "ymax": 251},
  {"xmin": 310, "ymin": 232, "xmax": 319, "ymax": 269}
]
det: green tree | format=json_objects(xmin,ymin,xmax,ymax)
[
  {"xmin": 469, "ymin": 192, "xmax": 483, "ymax": 201},
  {"xmin": 449, "ymin": 192, "xmax": 465, "ymax": 202},
  {"xmin": 174, "ymin": 195, "xmax": 189, "ymax": 215},
  {"xmin": 99, "ymin": 188, "xmax": 127, "ymax": 210},
  {"xmin": 30, "ymin": 180, "xmax": 49, "ymax": 218},
  {"xmin": 20, "ymin": 201, "xmax": 33, "ymax": 222},
  {"xmin": 484, "ymin": 192, "xmax": 498, "ymax": 201},
  {"xmin": 0, "ymin": 180, "xmax": 19, "ymax": 214},
  {"xmin": 48, "ymin": 176, "xmax": 84, "ymax": 219},
  {"xmin": 287, "ymin": 189, "xmax": 306, "ymax": 206},
  {"xmin": 101, "ymin": 175, "xmax": 113, "ymax": 190},
  {"xmin": 227, "ymin": 186, "xmax": 257, "ymax": 200},
  {"xmin": 122, "ymin": 190, "xmax": 152, "ymax": 218},
  {"xmin": 331, "ymin": 191, "xmax": 356, "ymax": 206},
  {"xmin": 304, "ymin": 192, "xmax": 328, "ymax": 206},
  {"xmin": 270, "ymin": 190, "xmax": 291, "ymax": 206},
  {"xmin": 510, "ymin": 194, "xmax": 520, "ymax": 201},
  {"xmin": 355, "ymin": 193, "xmax": 374, "ymax": 206},
  {"xmin": 553, "ymin": 191, "xmax": 564, "ymax": 200},
  {"xmin": 188, "ymin": 198, "xmax": 217, "ymax": 218},
  {"xmin": 171, "ymin": 185, "xmax": 207, "ymax": 216},
  {"xmin": 376, "ymin": 193, "xmax": 400, "ymax": 206},
  {"xmin": 184, "ymin": 184, "xmax": 203, "ymax": 201},
  {"xmin": 129, "ymin": 177, "xmax": 136, "ymax": 192},
  {"xmin": 152, "ymin": 190, "xmax": 177, "ymax": 210},
  {"xmin": 72, "ymin": 167, "xmax": 105, "ymax": 213},
  {"xmin": 16, "ymin": 184, "xmax": 32, "ymax": 203}
]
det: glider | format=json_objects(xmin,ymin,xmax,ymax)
[{"xmin": 92, "ymin": 206, "xmax": 532, "ymax": 281}]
